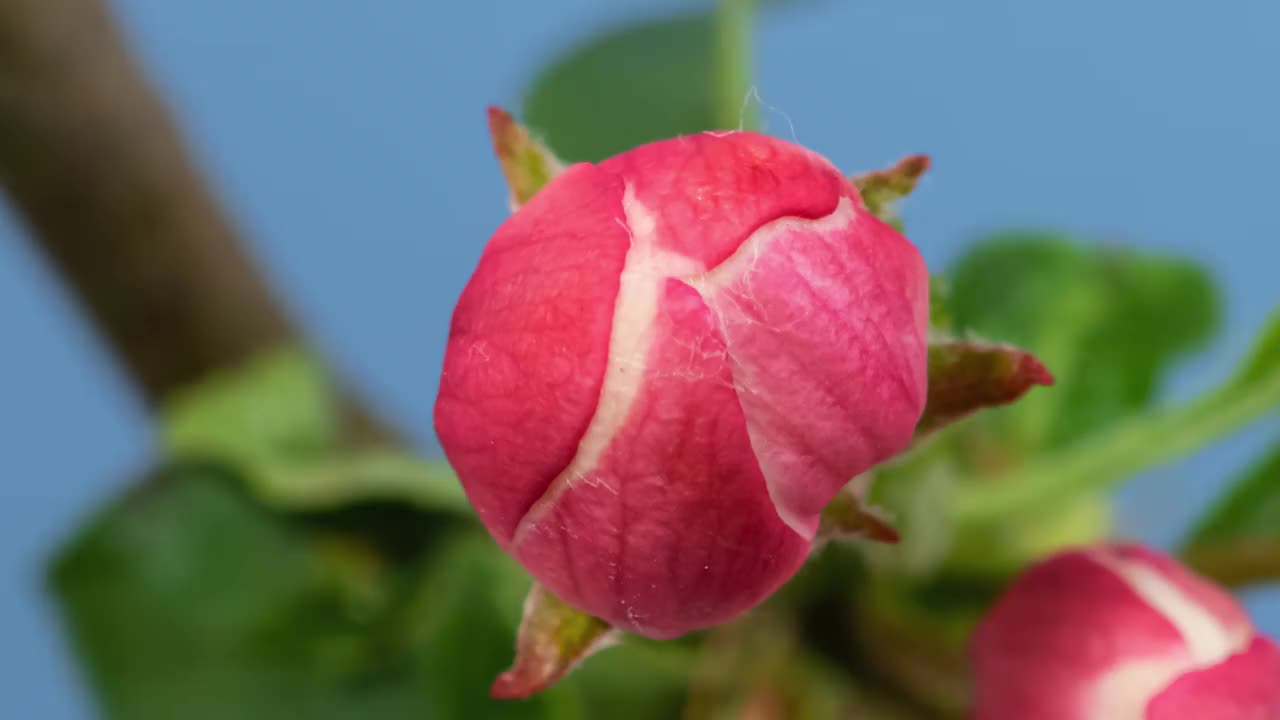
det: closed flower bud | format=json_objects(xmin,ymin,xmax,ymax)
[
  {"xmin": 435, "ymin": 132, "xmax": 929, "ymax": 638},
  {"xmin": 972, "ymin": 543, "xmax": 1280, "ymax": 719}
]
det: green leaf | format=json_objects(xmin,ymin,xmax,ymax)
[
  {"xmin": 50, "ymin": 465, "xmax": 578, "ymax": 720},
  {"xmin": 404, "ymin": 535, "xmax": 586, "ymax": 719},
  {"xmin": 1182, "ymin": 437, "xmax": 1280, "ymax": 587},
  {"xmin": 1221, "ymin": 304, "xmax": 1280, "ymax": 395},
  {"xmin": 950, "ymin": 305, "xmax": 1280, "ymax": 529},
  {"xmin": 864, "ymin": 455, "xmax": 959, "ymax": 577},
  {"xmin": 866, "ymin": 232, "xmax": 1222, "ymax": 569},
  {"xmin": 523, "ymin": 13, "xmax": 725, "ymax": 162},
  {"xmin": 161, "ymin": 347, "xmax": 471, "ymax": 517},
  {"xmin": 928, "ymin": 275, "xmax": 952, "ymax": 330},
  {"xmin": 563, "ymin": 639, "xmax": 693, "ymax": 720},
  {"xmin": 678, "ymin": 615, "xmax": 860, "ymax": 720},
  {"xmin": 52, "ymin": 465, "xmax": 416, "ymax": 720},
  {"xmin": 946, "ymin": 232, "xmax": 1220, "ymax": 454},
  {"xmin": 51, "ymin": 465, "xmax": 690, "ymax": 720},
  {"xmin": 411, "ymin": 542, "xmax": 690, "ymax": 713},
  {"xmin": 854, "ymin": 576, "xmax": 985, "ymax": 714},
  {"xmin": 162, "ymin": 346, "xmax": 338, "ymax": 466},
  {"xmin": 406, "ymin": 532, "xmax": 694, "ymax": 718},
  {"xmin": 251, "ymin": 451, "xmax": 470, "ymax": 515}
]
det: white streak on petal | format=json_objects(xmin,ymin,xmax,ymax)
[
  {"xmin": 512, "ymin": 185, "xmax": 701, "ymax": 544},
  {"xmin": 1087, "ymin": 548, "xmax": 1252, "ymax": 719},
  {"xmin": 685, "ymin": 197, "xmax": 859, "ymax": 538}
]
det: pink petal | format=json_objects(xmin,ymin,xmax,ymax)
[
  {"xmin": 1145, "ymin": 636, "xmax": 1280, "ymax": 719},
  {"xmin": 973, "ymin": 546, "xmax": 1201, "ymax": 720},
  {"xmin": 434, "ymin": 163, "xmax": 629, "ymax": 544},
  {"xmin": 599, "ymin": 131, "xmax": 845, "ymax": 267},
  {"xmin": 692, "ymin": 194, "xmax": 928, "ymax": 534},
  {"xmin": 513, "ymin": 280, "xmax": 809, "ymax": 638},
  {"xmin": 1110, "ymin": 544, "xmax": 1252, "ymax": 638}
]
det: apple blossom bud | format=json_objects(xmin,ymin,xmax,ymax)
[
  {"xmin": 972, "ymin": 543, "xmax": 1280, "ymax": 719},
  {"xmin": 435, "ymin": 131, "xmax": 929, "ymax": 638}
]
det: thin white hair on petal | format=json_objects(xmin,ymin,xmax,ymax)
[
  {"xmin": 740, "ymin": 86, "xmax": 799, "ymax": 144},
  {"xmin": 738, "ymin": 86, "xmax": 758, "ymax": 131}
]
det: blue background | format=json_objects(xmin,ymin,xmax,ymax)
[{"xmin": 2, "ymin": 1, "xmax": 1278, "ymax": 716}]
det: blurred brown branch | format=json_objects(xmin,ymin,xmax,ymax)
[
  {"xmin": 1184, "ymin": 540, "xmax": 1280, "ymax": 589},
  {"xmin": 0, "ymin": 0, "xmax": 390, "ymax": 441}
]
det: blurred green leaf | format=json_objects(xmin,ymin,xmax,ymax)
[
  {"xmin": 854, "ymin": 577, "xmax": 981, "ymax": 716},
  {"xmin": 161, "ymin": 346, "xmax": 471, "ymax": 517},
  {"xmin": 162, "ymin": 346, "xmax": 337, "ymax": 465},
  {"xmin": 51, "ymin": 465, "xmax": 693, "ymax": 719},
  {"xmin": 251, "ymin": 451, "xmax": 470, "ymax": 515},
  {"xmin": 890, "ymin": 234, "xmax": 1227, "ymax": 571},
  {"xmin": 947, "ymin": 232, "xmax": 1219, "ymax": 454},
  {"xmin": 50, "ymin": 465, "xmax": 563, "ymax": 719},
  {"xmin": 566, "ymin": 639, "xmax": 693, "ymax": 719},
  {"xmin": 402, "ymin": 535, "xmax": 585, "ymax": 719},
  {"xmin": 929, "ymin": 275, "xmax": 952, "ymax": 330},
  {"xmin": 682, "ymin": 617, "xmax": 857, "ymax": 720},
  {"xmin": 1183, "ymin": 437, "xmax": 1280, "ymax": 587},
  {"xmin": 53, "ymin": 465, "xmax": 416, "ymax": 720},
  {"xmin": 523, "ymin": 13, "xmax": 723, "ymax": 162},
  {"xmin": 408, "ymin": 540, "xmax": 693, "ymax": 715},
  {"xmin": 1222, "ymin": 305, "xmax": 1280, "ymax": 395},
  {"xmin": 951, "ymin": 304, "xmax": 1280, "ymax": 529},
  {"xmin": 865, "ymin": 458, "xmax": 958, "ymax": 577},
  {"xmin": 946, "ymin": 493, "xmax": 1112, "ymax": 574}
]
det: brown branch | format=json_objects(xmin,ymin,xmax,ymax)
[
  {"xmin": 0, "ymin": 0, "xmax": 288, "ymax": 403},
  {"xmin": 0, "ymin": 0, "xmax": 391, "ymax": 442},
  {"xmin": 1184, "ymin": 539, "xmax": 1280, "ymax": 589}
]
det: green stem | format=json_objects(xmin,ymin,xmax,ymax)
[
  {"xmin": 950, "ymin": 371, "xmax": 1280, "ymax": 528},
  {"xmin": 713, "ymin": 0, "xmax": 756, "ymax": 130}
]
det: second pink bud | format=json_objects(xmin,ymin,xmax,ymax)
[{"xmin": 972, "ymin": 543, "xmax": 1280, "ymax": 719}]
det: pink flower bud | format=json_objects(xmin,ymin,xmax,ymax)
[
  {"xmin": 972, "ymin": 543, "xmax": 1280, "ymax": 719},
  {"xmin": 435, "ymin": 132, "xmax": 929, "ymax": 638}
]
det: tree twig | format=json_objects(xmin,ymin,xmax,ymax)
[{"xmin": 0, "ymin": 0, "xmax": 391, "ymax": 442}]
